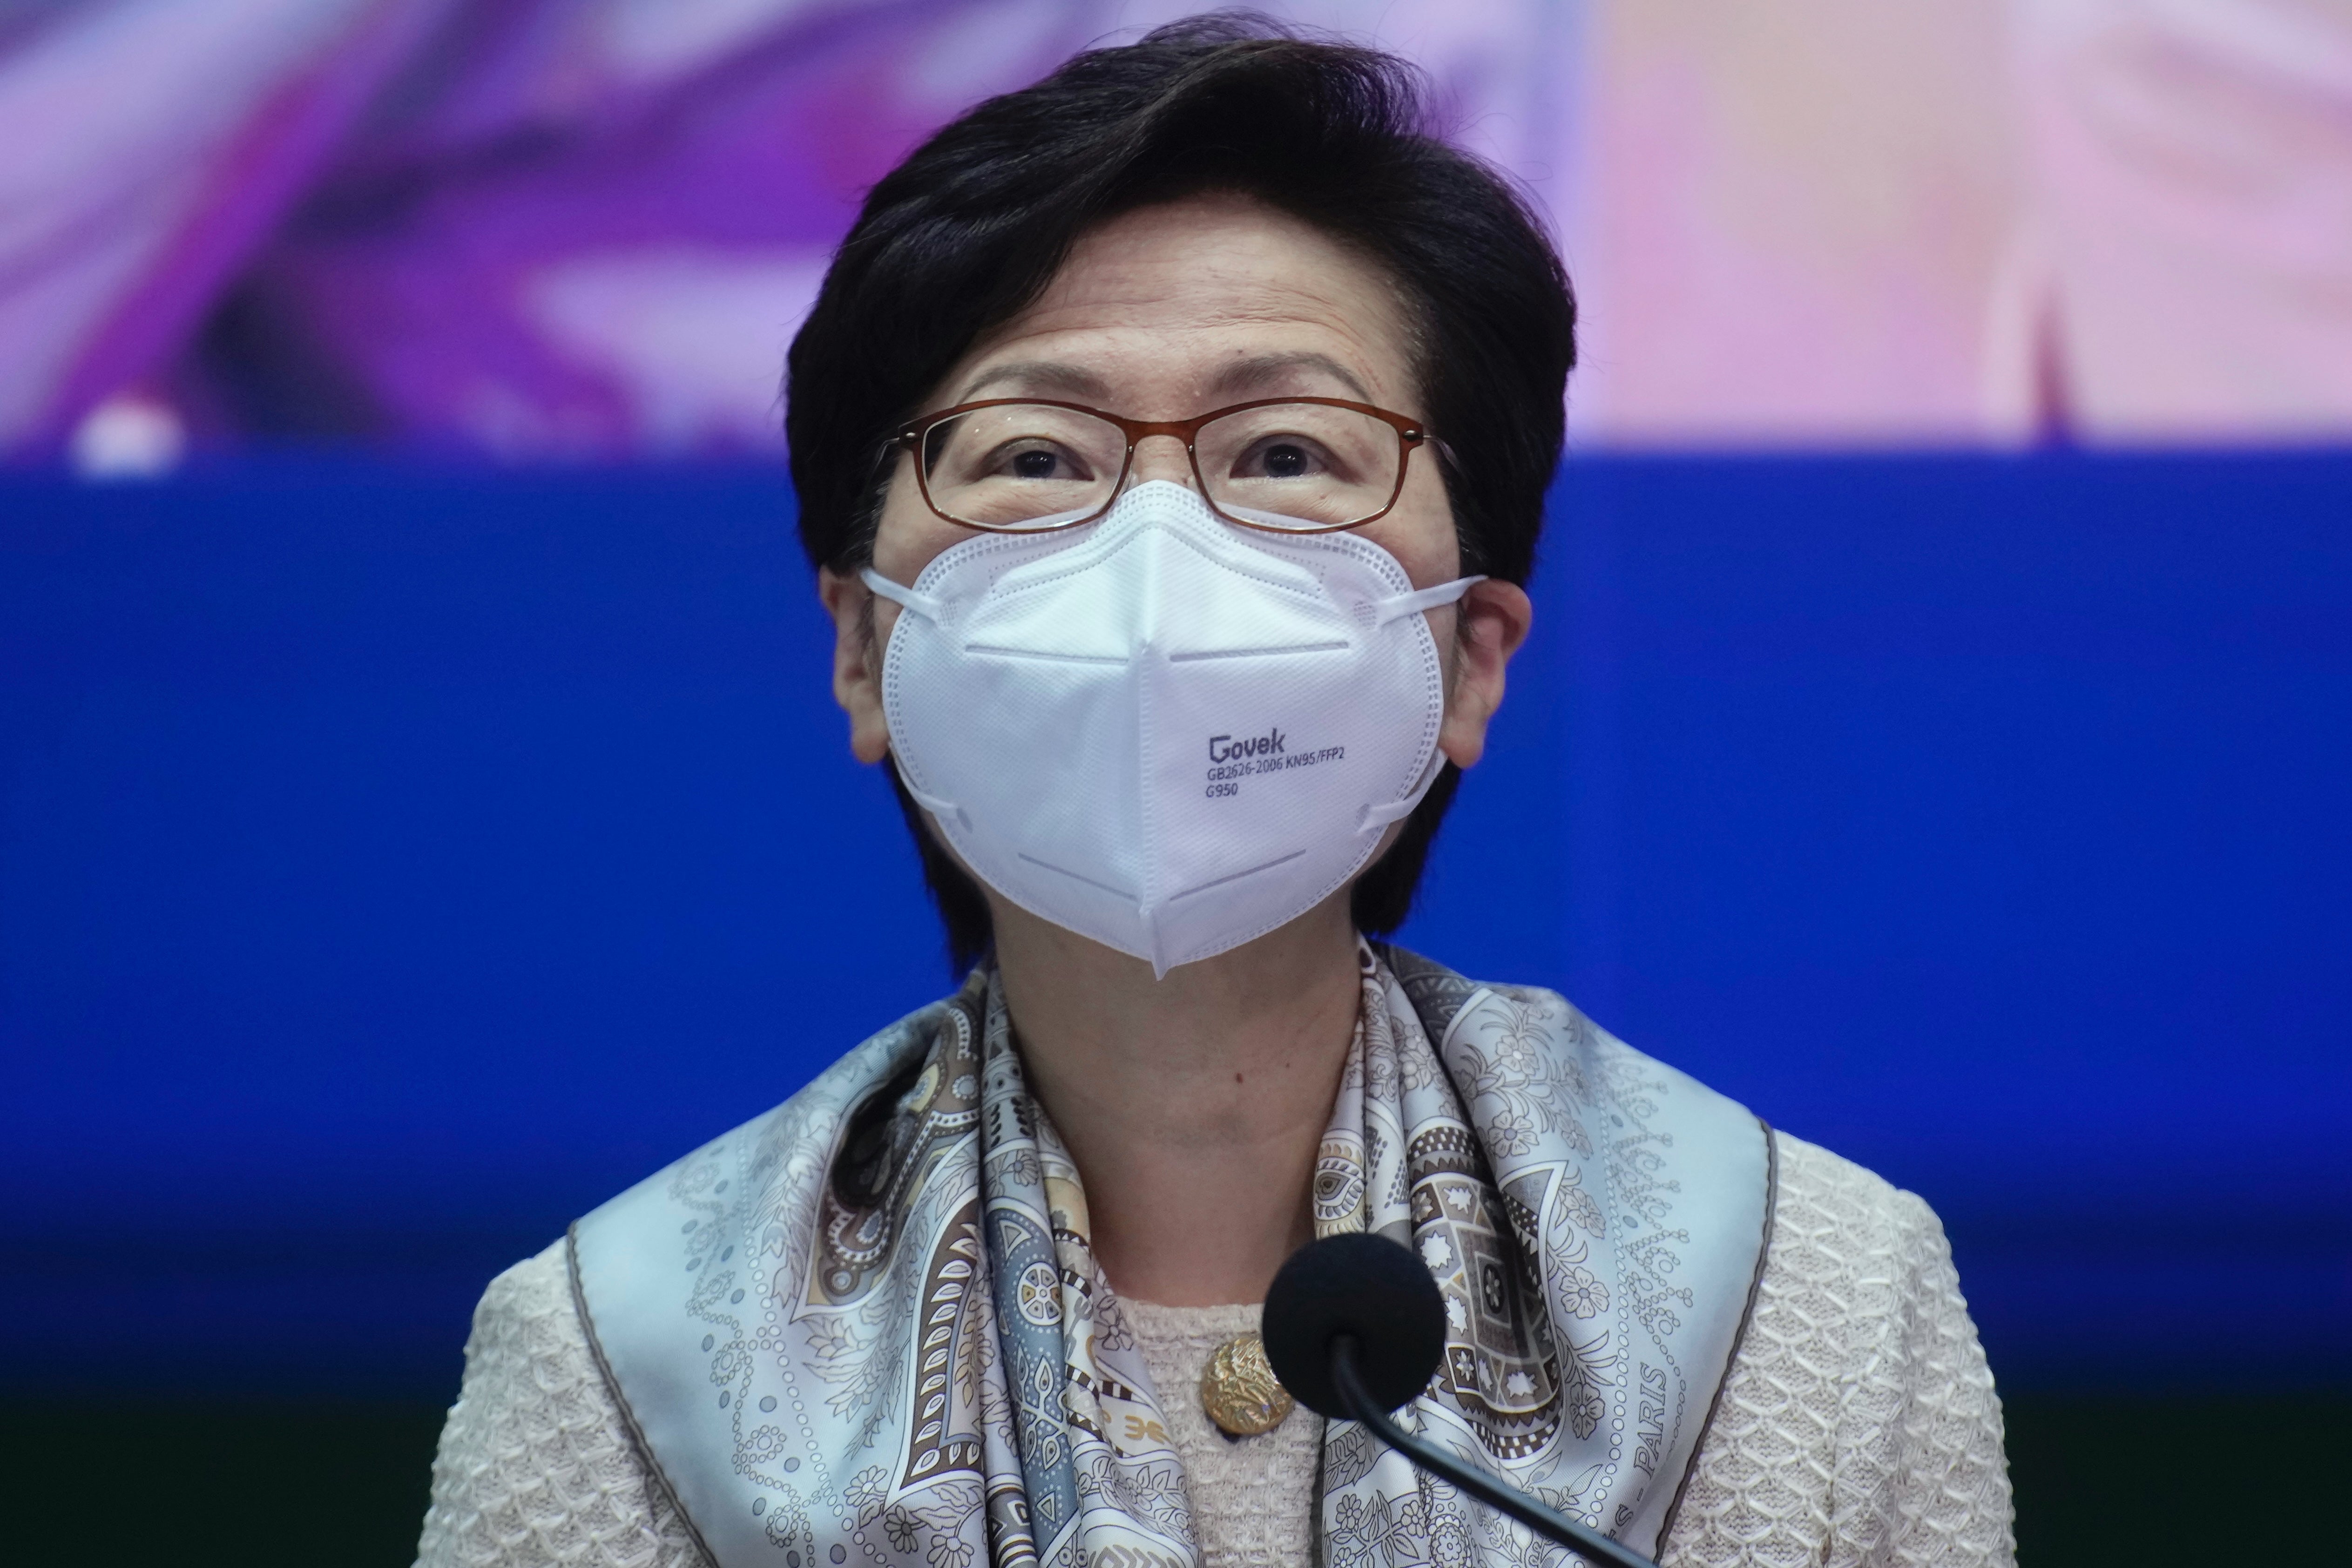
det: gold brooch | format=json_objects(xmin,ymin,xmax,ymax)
[{"xmin": 1199, "ymin": 1331, "xmax": 1294, "ymax": 1438}]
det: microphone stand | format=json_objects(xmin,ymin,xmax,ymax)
[{"xmin": 1331, "ymin": 1335, "xmax": 1662, "ymax": 1568}]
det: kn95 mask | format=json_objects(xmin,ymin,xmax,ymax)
[{"xmin": 861, "ymin": 480, "xmax": 1480, "ymax": 976}]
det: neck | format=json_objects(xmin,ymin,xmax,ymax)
[{"xmin": 991, "ymin": 890, "xmax": 1363, "ymax": 1308}]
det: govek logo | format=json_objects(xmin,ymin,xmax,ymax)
[{"xmin": 1207, "ymin": 729, "xmax": 1286, "ymax": 764}]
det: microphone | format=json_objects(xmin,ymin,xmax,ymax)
[{"xmin": 1261, "ymin": 1234, "xmax": 1662, "ymax": 1568}]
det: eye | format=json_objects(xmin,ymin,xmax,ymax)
[
  {"xmin": 1234, "ymin": 434, "xmax": 1336, "ymax": 480},
  {"xmin": 1261, "ymin": 442, "xmax": 1312, "ymax": 478},
  {"xmin": 992, "ymin": 440, "xmax": 1093, "ymax": 482}
]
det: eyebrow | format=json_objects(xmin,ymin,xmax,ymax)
[
  {"xmin": 954, "ymin": 361, "xmax": 1116, "ymax": 404},
  {"xmin": 950, "ymin": 350, "xmax": 1382, "ymax": 411},
  {"xmin": 1208, "ymin": 351, "xmax": 1378, "ymax": 405}
]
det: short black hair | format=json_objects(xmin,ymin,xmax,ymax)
[{"xmin": 787, "ymin": 13, "xmax": 1575, "ymax": 973}]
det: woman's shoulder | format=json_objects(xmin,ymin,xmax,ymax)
[
  {"xmin": 1756, "ymin": 1136, "xmax": 2005, "ymax": 1485},
  {"xmin": 1667, "ymin": 1133, "xmax": 2013, "ymax": 1567},
  {"xmin": 1767, "ymin": 1131, "xmax": 1950, "ymax": 1261},
  {"xmin": 1433, "ymin": 963, "xmax": 1956, "ymax": 1291},
  {"xmin": 1754, "ymin": 1131, "xmax": 1979, "ymax": 1356},
  {"xmin": 418, "ymin": 1243, "xmax": 709, "ymax": 1568},
  {"xmin": 1760, "ymin": 1132, "xmax": 1980, "ymax": 1344},
  {"xmin": 442, "ymin": 1242, "xmax": 612, "ymax": 1449},
  {"xmin": 469, "ymin": 1237, "xmax": 577, "ymax": 1339},
  {"xmin": 418, "ymin": 973, "xmax": 967, "ymax": 1568}
]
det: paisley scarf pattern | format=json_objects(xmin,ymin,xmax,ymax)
[{"xmin": 570, "ymin": 944, "xmax": 1769, "ymax": 1568}]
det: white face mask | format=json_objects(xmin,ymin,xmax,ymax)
[{"xmin": 863, "ymin": 481, "xmax": 1480, "ymax": 976}]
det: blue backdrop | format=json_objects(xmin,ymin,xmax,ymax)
[{"xmin": 3, "ymin": 453, "xmax": 2346, "ymax": 1398}]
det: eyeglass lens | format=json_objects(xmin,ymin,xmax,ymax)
[{"xmin": 918, "ymin": 403, "xmax": 1403, "ymax": 531}]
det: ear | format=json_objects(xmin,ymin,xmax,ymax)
[
  {"xmin": 818, "ymin": 566, "xmax": 893, "ymax": 765},
  {"xmin": 1436, "ymin": 578, "xmax": 1534, "ymax": 770}
]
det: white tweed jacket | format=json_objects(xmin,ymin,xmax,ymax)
[{"xmin": 414, "ymin": 1132, "xmax": 2014, "ymax": 1568}]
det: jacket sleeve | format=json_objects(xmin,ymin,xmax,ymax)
[
  {"xmin": 1661, "ymin": 1134, "xmax": 2015, "ymax": 1568},
  {"xmin": 414, "ymin": 1241, "xmax": 709, "ymax": 1568},
  {"xmin": 1859, "ymin": 1186, "xmax": 2015, "ymax": 1568}
]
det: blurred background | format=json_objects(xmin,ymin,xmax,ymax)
[{"xmin": 2, "ymin": 1, "xmax": 2347, "ymax": 1562}]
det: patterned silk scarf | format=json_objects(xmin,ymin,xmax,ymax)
[{"xmin": 571, "ymin": 944, "xmax": 1769, "ymax": 1568}]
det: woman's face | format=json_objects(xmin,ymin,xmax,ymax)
[{"xmin": 823, "ymin": 190, "xmax": 1528, "ymax": 777}]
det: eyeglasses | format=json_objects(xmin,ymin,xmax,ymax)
[{"xmin": 890, "ymin": 397, "xmax": 1430, "ymax": 534}]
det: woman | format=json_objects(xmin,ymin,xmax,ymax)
[{"xmin": 416, "ymin": 20, "xmax": 2012, "ymax": 1568}]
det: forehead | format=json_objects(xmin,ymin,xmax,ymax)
[{"xmin": 935, "ymin": 192, "xmax": 1419, "ymax": 414}]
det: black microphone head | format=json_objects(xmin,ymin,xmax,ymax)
[{"xmin": 1261, "ymin": 1232, "xmax": 1445, "ymax": 1419}]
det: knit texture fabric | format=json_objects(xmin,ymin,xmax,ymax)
[
  {"xmin": 1120, "ymin": 1300, "xmax": 1324, "ymax": 1568},
  {"xmin": 412, "ymin": 1250, "xmax": 704, "ymax": 1568},
  {"xmin": 413, "ymin": 1134, "xmax": 2013, "ymax": 1568},
  {"xmin": 1657, "ymin": 1137, "xmax": 2014, "ymax": 1568}
]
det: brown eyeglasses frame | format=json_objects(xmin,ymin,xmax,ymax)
[{"xmin": 890, "ymin": 395, "xmax": 1430, "ymax": 534}]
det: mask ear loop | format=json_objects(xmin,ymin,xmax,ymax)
[
  {"xmin": 858, "ymin": 568, "xmax": 969, "ymax": 829},
  {"xmin": 1358, "ymin": 744, "xmax": 1450, "ymax": 834},
  {"xmin": 859, "ymin": 567, "xmax": 946, "ymax": 623},
  {"xmin": 1356, "ymin": 574, "xmax": 1485, "ymax": 833},
  {"xmin": 1372, "ymin": 573, "xmax": 1485, "ymax": 626}
]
